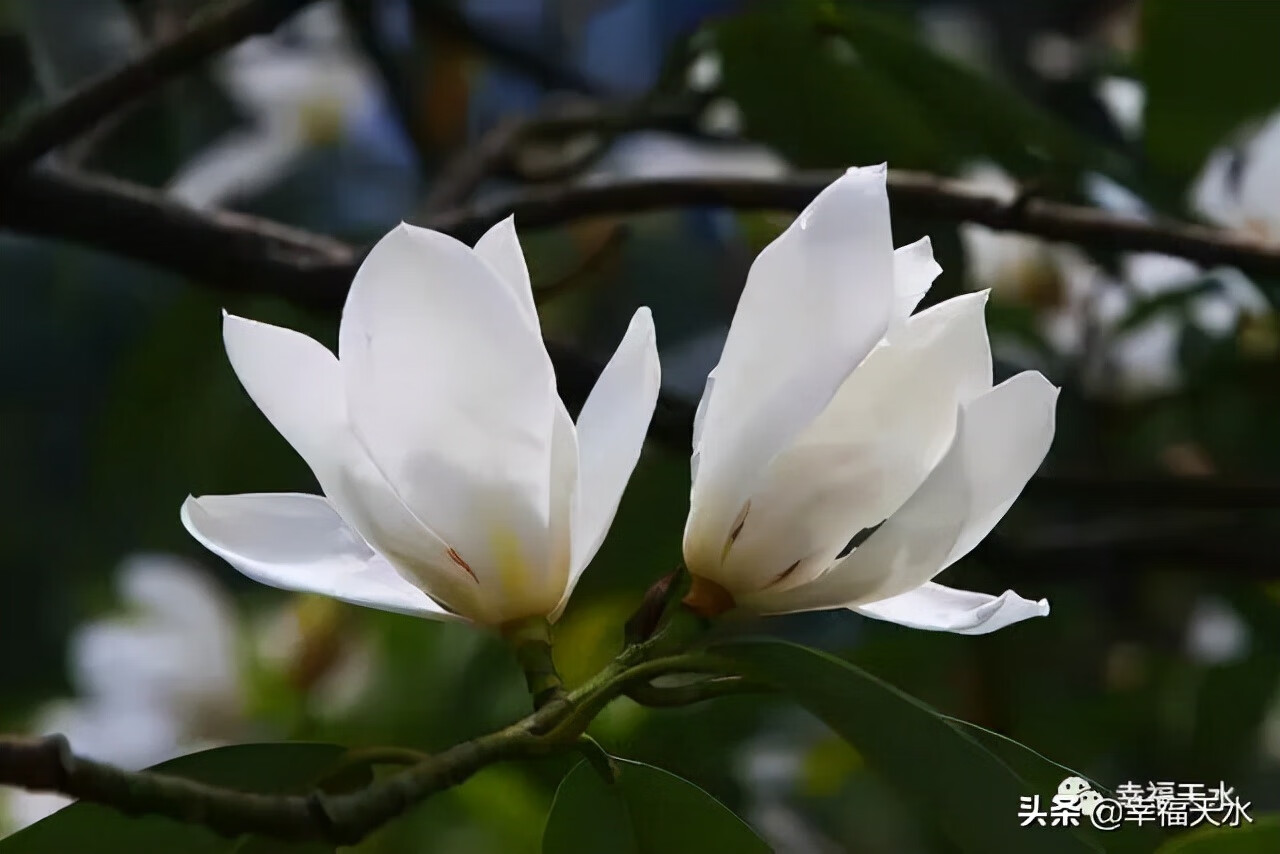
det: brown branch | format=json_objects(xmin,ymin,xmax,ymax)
[
  {"xmin": 0, "ymin": 0, "xmax": 317, "ymax": 179},
  {"xmin": 6, "ymin": 167, "xmax": 1280, "ymax": 519}
]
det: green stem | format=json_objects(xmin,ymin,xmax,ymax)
[{"xmin": 503, "ymin": 616, "xmax": 568, "ymax": 710}]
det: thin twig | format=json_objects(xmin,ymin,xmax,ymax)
[
  {"xmin": 0, "ymin": 646, "xmax": 718, "ymax": 843},
  {"xmin": 0, "ymin": 0, "xmax": 317, "ymax": 178},
  {"xmin": 6, "ymin": 169, "xmax": 1280, "ymax": 516}
]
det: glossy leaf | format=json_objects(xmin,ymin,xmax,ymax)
[
  {"xmin": 1155, "ymin": 815, "xmax": 1280, "ymax": 853},
  {"xmin": 542, "ymin": 758, "xmax": 770, "ymax": 854},
  {"xmin": 718, "ymin": 639, "xmax": 1099, "ymax": 854},
  {"xmin": 0, "ymin": 742, "xmax": 358, "ymax": 854},
  {"xmin": 1142, "ymin": 0, "xmax": 1280, "ymax": 178}
]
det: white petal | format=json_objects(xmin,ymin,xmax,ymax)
[
  {"xmin": 892, "ymin": 236, "xmax": 942, "ymax": 320},
  {"xmin": 1189, "ymin": 145, "xmax": 1241, "ymax": 229},
  {"xmin": 546, "ymin": 400, "xmax": 578, "ymax": 621},
  {"xmin": 338, "ymin": 224, "xmax": 558, "ymax": 606},
  {"xmin": 473, "ymin": 215, "xmax": 539, "ymax": 331},
  {"xmin": 554, "ymin": 308, "xmax": 660, "ymax": 619},
  {"xmin": 166, "ymin": 129, "xmax": 302, "ymax": 209},
  {"xmin": 853, "ymin": 582, "xmax": 1049, "ymax": 635},
  {"xmin": 685, "ymin": 166, "xmax": 896, "ymax": 574},
  {"xmin": 221, "ymin": 312, "xmax": 478, "ymax": 616},
  {"xmin": 181, "ymin": 493, "xmax": 461, "ymax": 621},
  {"xmin": 717, "ymin": 292, "xmax": 992, "ymax": 596},
  {"xmin": 750, "ymin": 371, "xmax": 1057, "ymax": 614},
  {"xmin": 1236, "ymin": 113, "xmax": 1280, "ymax": 237}
]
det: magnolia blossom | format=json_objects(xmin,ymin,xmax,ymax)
[
  {"xmin": 3, "ymin": 556, "xmax": 242, "ymax": 831},
  {"xmin": 681, "ymin": 166, "xmax": 1056, "ymax": 634},
  {"xmin": 166, "ymin": 1, "xmax": 386, "ymax": 209},
  {"xmin": 961, "ymin": 164, "xmax": 1268, "ymax": 398},
  {"xmin": 1192, "ymin": 111, "xmax": 1280, "ymax": 239},
  {"xmin": 183, "ymin": 218, "xmax": 660, "ymax": 627}
]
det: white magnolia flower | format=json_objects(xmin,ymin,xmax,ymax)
[
  {"xmin": 1191, "ymin": 111, "xmax": 1280, "ymax": 239},
  {"xmin": 962, "ymin": 164, "xmax": 1268, "ymax": 399},
  {"xmin": 166, "ymin": 1, "xmax": 381, "ymax": 209},
  {"xmin": 587, "ymin": 131, "xmax": 788, "ymax": 183},
  {"xmin": 3, "ymin": 555, "xmax": 242, "ymax": 831},
  {"xmin": 182, "ymin": 218, "xmax": 660, "ymax": 628},
  {"xmin": 681, "ymin": 166, "xmax": 1056, "ymax": 635}
]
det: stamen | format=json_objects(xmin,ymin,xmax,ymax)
[
  {"xmin": 766, "ymin": 558, "xmax": 803, "ymax": 589},
  {"xmin": 721, "ymin": 501, "xmax": 752, "ymax": 562},
  {"xmin": 446, "ymin": 547, "xmax": 478, "ymax": 583}
]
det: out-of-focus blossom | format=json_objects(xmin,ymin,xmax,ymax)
[
  {"xmin": 1191, "ymin": 112, "xmax": 1280, "ymax": 239},
  {"xmin": 166, "ymin": 1, "xmax": 395, "ymax": 209},
  {"xmin": 3, "ymin": 555, "xmax": 241, "ymax": 830},
  {"xmin": 1096, "ymin": 75, "xmax": 1145, "ymax": 141},
  {"xmin": 183, "ymin": 220, "xmax": 660, "ymax": 628},
  {"xmin": 682, "ymin": 166, "xmax": 1056, "ymax": 635},
  {"xmin": 962, "ymin": 163, "xmax": 1269, "ymax": 399},
  {"xmin": 587, "ymin": 131, "xmax": 788, "ymax": 182},
  {"xmin": 1185, "ymin": 596, "xmax": 1250, "ymax": 666}
]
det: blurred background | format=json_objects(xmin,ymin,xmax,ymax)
[{"xmin": 2, "ymin": 0, "xmax": 1280, "ymax": 850}]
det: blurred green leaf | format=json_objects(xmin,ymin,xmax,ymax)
[
  {"xmin": 1155, "ymin": 815, "xmax": 1280, "ymax": 853},
  {"xmin": 1142, "ymin": 0, "xmax": 1280, "ymax": 179},
  {"xmin": 946, "ymin": 717, "xmax": 1165, "ymax": 853},
  {"xmin": 719, "ymin": 639, "xmax": 1100, "ymax": 854},
  {"xmin": 0, "ymin": 742, "xmax": 355, "ymax": 854},
  {"xmin": 712, "ymin": 0, "xmax": 1116, "ymax": 178},
  {"xmin": 541, "ymin": 758, "xmax": 769, "ymax": 854}
]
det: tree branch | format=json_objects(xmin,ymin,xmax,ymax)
[
  {"xmin": 0, "ymin": 647, "xmax": 722, "ymax": 842},
  {"xmin": 0, "ymin": 0, "xmax": 317, "ymax": 179},
  {"xmin": 5, "ymin": 167, "xmax": 1280, "ymax": 518}
]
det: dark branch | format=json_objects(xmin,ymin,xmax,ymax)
[
  {"xmin": 6, "ymin": 167, "xmax": 1280, "ymax": 520},
  {"xmin": 0, "ymin": 0, "xmax": 317, "ymax": 178}
]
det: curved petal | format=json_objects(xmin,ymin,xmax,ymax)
[
  {"xmin": 552, "ymin": 308, "xmax": 660, "ymax": 619},
  {"xmin": 1236, "ymin": 114, "xmax": 1280, "ymax": 237},
  {"xmin": 1189, "ymin": 145, "xmax": 1241, "ymax": 229},
  {"xmin": 853, "ymin": 582, "xmax": 1049, "ymax": 635},
  {"xmin": 685, "ymin": 166, "xmax": 896, "ymax": 573},
  {"xmin": 182, "ymin": 493, "xmax": 462, "ymax": 620},
  {"xmin": 473, "ymin": 215, "xmax": 539, "ymax": 331},
  {"xmin": 712, "ymin": 292, "xmax": 992, "ymax": 595},
  {"xmin": 221, "ymin": 312, "xmax": 478, "ymax": 616},
  {"xmin": 892, "ymin": 236, "xmax": 942, "ymax": 320},
  {"xmin": 546, "ymin": 400, "xmax": 578, "ymax": 621},
  {"xmin": 338, "ymin": 224, "xmax": 558, "ymax": 602},
  {"xmin": 746, "ymin": 371, "xmax": 1057, "ymax": 614}
]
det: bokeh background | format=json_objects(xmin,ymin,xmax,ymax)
[{"xmin": 2, "ymin": 0, "xmax": 1280, "ymax": 851}]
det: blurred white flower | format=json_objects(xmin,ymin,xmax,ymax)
[
  {"xmin": 3, "ymin": 555, "xmax": 242, "ymax": 831},
  {"xmin": 183, "ymin": 219, "xmax": 660, "ymax": 628},
  {"xmin": 1191, "ymin": 111, "xmax": 1280, "ymax": 239},
  {"xmin": 686, "ymin": 50, "xmax": 722, "ymax": 93},
  {"xmin": 699, "ymin": 98, "xmax": 747, "ymax": 138},
  {"xmin": 1185, "ymin": 596, "xmax": 1250, "ymax": 666},
  {"xmin": 166, "ymin": 1, "xmax": 382, "ymax": 209},
  {"xmin": 962, "ymin": 164, "xmax": 1268, "ymax": 399},
  {"xmin": 587, "ymin": 131, "xmax": 788, "ymax": 182},
  {"xmin": 1095, "ymin": 76, "xmax": 1145, "ymax": 141},
  {"xmin": 682, "ymin": 166, "xmax": 1055, "ymax": 634}
]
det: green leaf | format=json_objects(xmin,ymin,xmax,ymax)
[
  {"xmin": 0, "ymin": 742, "xmax": 357, "ymax": 854},
  {"xmin": 1142, "ymin": 0, "xmax": 1280, "ymax": 179},
  {"xmin": 1156, "ymin": 815, "xmax": 1280, "ymax": 853},
  {"xmin": 944, "ymin": 718, "xmax": 1165, "ymax": 854},
  {"xmin": 718, "ymin": 639, "xmax": 1100, "ymax": 854},
  {"xmin": 542, "ymin": 758, "xmax": 770, "ymax": 854},
  {"xmin": 712, "ymin": 0, "xmax": 1118, "ymax": 179}
]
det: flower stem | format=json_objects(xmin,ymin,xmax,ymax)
[{"xmin": 502, "ymin": 616, "xmax": 568, "ymax": 710}]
